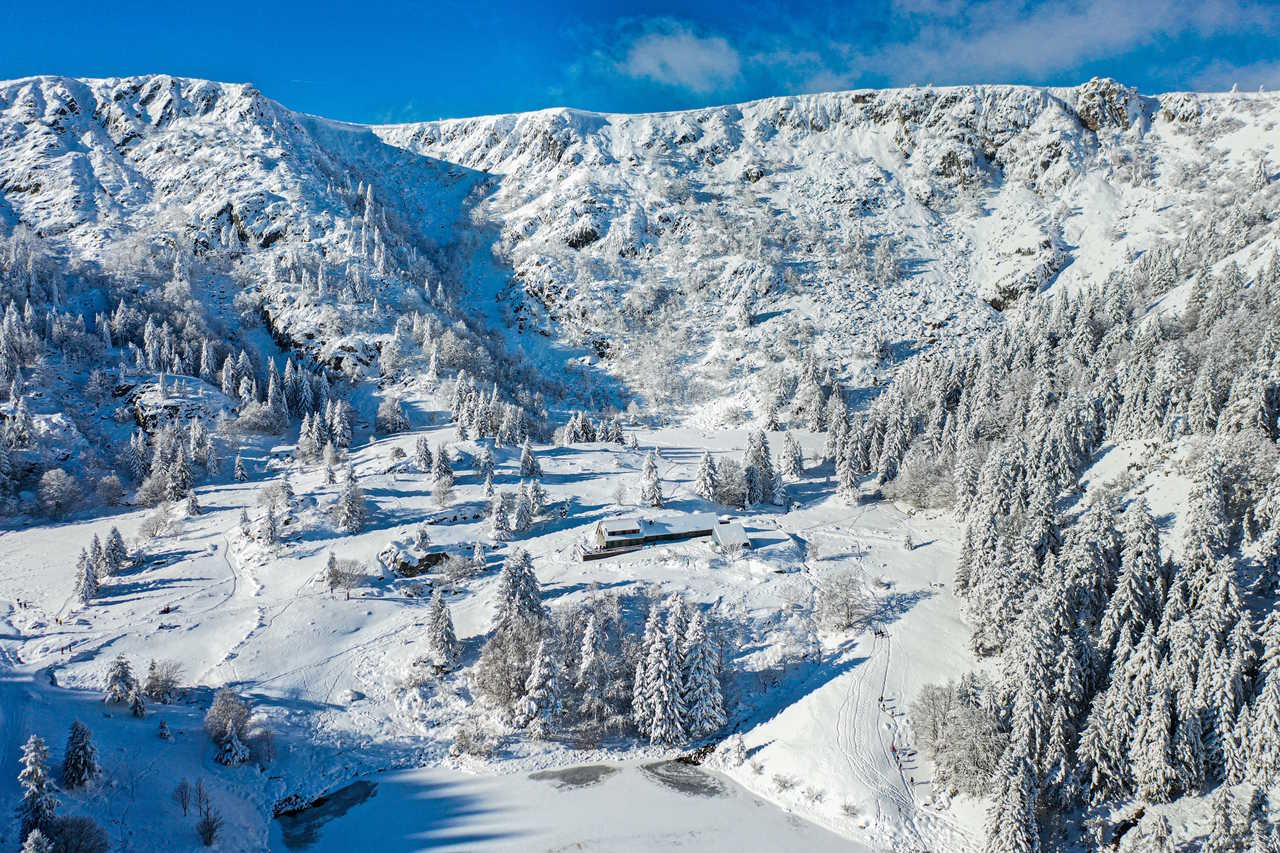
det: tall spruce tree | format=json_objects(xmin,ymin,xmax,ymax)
[
  {"xmin": 426, "ymin": 589, "xmax": 459, "ymax": 670},
  {"xmin": 515, "ymin": 640, "xmax": 560, "ymax": 739},
  {"xmin": 491, "ymin": 548, "xmax": 542, "ymax": 634},
  {"xmin": 62, "ymin": 721, "xmax": 100, "ymax": 788},
  {"xmin": 693, "ymin": 450, "xmax": 718, "ymax": 502},
  {"xmin": 640, "ymin": 451, "xmax": 662, "ymax": 508},
  {"xmin": 681, "ymin": 609, "xmax": 725, "ymax": 737},
  {"xmin": 17, "ymin": 734, "xmax": 57, "ymax": 840},
  {"xmin": 644, "ymin": 611, "xmax": 686, "ymax": 746}
]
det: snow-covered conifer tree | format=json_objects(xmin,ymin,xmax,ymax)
[
  {"xmin": 426, "ymin": 589, "xmax": 459, "ymax": 670},
  {"xmin": 1248, "ymin": 663, "xmax": 1280, "ymax": 783},
  {"xmin": 20, "ymin": 829, "xmax": 52, "ymax": 853},
  {"xmin": 743, "ymin": 430, "xmax": 774, "ymax": 504},
  {"xmin": 515, "ymin": 640, "xmax": 561, "ymax": 739},
  {"xmin": 233, "ymin": 454, "xmax": 247, "ymax": 482},
  {"xmin": 104, "ymin": 527, "xmax": 129, "ymax": 576},
  {"xmin": 644, "ymin": 612, "xmax": 686, "ymax": 746},
  {"xmin": 576, "ymin": 613, "xmax": 612, "ymax": 727},
  {"xmin": 478, "ymin": 445, "xmax": 495, "ymax": 481},
  {"xmin": 61, "ymin": 721, "xmax": 100, "ymax": 788},
  {"xmin": 216, "ymin": 719, "xmax": 249, "ymax": 766},
  {"xmin": 984, "ymin": 756, "xmax": 1039, "ymax": 853},
  {"xmin": 103, "ymin": 654, "xmax": 136, "ymax": 704},
  {"xmin": 632, "ymin": 605, "xmax": 664, "ymax": 737},
  {"xmin": 220, "ymin": 356, "xmax": 237, "ymax": 397},
  {"xmin": 88, "ymin": 534, "xmax": 106, "ymax": 579},
  {"xmin": 166, "ymin": 452, "xmax": 193, "ymax": 502},
  {"xmin": 1099, "ymin": 500, "xmax": 1163, "ymax": 658},
  {"xmin": 780, "ymin": 432, "xmax": 804, "ymax": 478},
  {"xmin": 261, "ymin": 503, "xmax": 280, "ymax": 544},
  {"xmin": 681, "ymin": 609, "xmax": 725, "ymax": 738},
  {"xmin": 1132, "ymin": 688, "xmax": 1178, "ymax": 803},
  {"xmin": 693, "ymin": 450, "xmax": 718, "ymax": 502},
  {"xmin": 74, "ymin": 548, "xmax": 98, "ymax": 604},
  {"xmin": 836, "ymin": 450, "xmax": 859, "ymax": 503},
  {"xmin": 489, "ymin": 492, "xmax": 511, "ymax": 541},
  {"xmin": 519, "ymin": 438, "xmax": 541, "ymax": 478},
  {"xmin": 640, "ymin": 451, "xmax": 662, "ymax": 508},
  {"xmin": 17, "ymin": 735, "xmax": 57, "ymax": 841},
  {"xmin": 491, "ymin": 548, "xmax": 542, "ymax": 633},
  {"xmin": 414, "ymin": 436, "xmax": 433, "ymax": 474},
  {"xmin": 528, "ymin": 479, "xmax": 547, "ymax": 517},
  {"xmin": 425, "ymin": 345, "xmax": 439, "ymax": 383},
  {"xmin": 1203, "ymin": 786, "xmax": 1244, "ymax": 853},
  {"xmin": 282, "ymin": 358, "xmax": 300, "ymax": 416},
  {"xmin": 432, "ymin": 443, "xmax": 454, "ymax": 489},
  {"xmin": 1182, "ymin": 459, "xmax": 1230, "ymax": 597},
  {"xmin": 1139, "ymin": 815, "xmax": 1176, "ymax": 853},
  {"xmin": 1253, "ymin": 157, "xmax": 1270, "ymax": 192},
  {"xmin": 329, "ymin": 400, "xmax": 352, "ymax": 449},
  {"xmin": 513, "ymin": 486, "xmax": 532, "ymax": 533},
  {"xmin": 335, "ymin": 477, "xmax": 368, "ymax": 534}
]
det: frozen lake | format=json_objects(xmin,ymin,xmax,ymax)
[{"xmin": 271, "ymin": 761, "xmax": 863, "ymax": 852}]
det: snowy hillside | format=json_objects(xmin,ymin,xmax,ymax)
[
  {"xmin": 375, "ymin": 79, "xmax": 1277, "ymax": 412},
  {"xmin": 1, "ymin": 71, "xmax": 1279, "ymax": 853},
  {"xmin": 1, "ymin": 74, "xmax": 1276, "ymax": 417}
]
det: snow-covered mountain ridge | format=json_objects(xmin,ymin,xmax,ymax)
[
  {"xmin": 1, "ymin": 74, "xmax": 1275, "ymax": 415},
  {"xmin": 373, "ymin": 78, "xmax": 1275, "ymax": 407}
]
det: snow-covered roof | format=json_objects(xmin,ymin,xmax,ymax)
[
  {"xmin": 599, "ymin": 518, "xmax": 642, "ymax": 537},
  {"xmin": 651, "ymin": 513, "xmax": 717, "ymax": 535},
  {"xmin": 713, "ymin": 520, "xmax": 751, "ymax": 550}
]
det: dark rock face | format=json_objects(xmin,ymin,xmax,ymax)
[{"xmin": 1074, "ymin": 77, "xmax": 1146, "ymax": 132}]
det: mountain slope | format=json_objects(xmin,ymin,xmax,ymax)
[
  {"xmin": 374, "ymin": 78, "xmax": 1277, "ymax": 415},
  {"xmin": 1, "ymin": 74, "xmax": 1276, "ymax": 417}
]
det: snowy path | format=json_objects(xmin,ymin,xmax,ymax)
[{"xmin": 730, "ymin": 495, "xmax": 982, "ymax": 851}]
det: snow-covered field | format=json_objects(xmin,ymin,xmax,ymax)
[{"xmin": 0, "ymin": 402, "xmax": 980, "ymax": 851}]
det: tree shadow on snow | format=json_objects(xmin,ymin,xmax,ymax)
[
  {"xmin": 869, "ymin": 589, "xmax": 934, "ymax": 629},
  {"xmin": 731, "ymin": 645, "xmax": 869, "ymax": 732},
  {"xmin": 134, "ymin": 548, "xmax": 209, "ymax": 574},
  {"xmin": 783, "ymin": 474, "xmax": 836, "ymax": 508},
  {"xmin": 541, "ymin": 579, "xmax": 630, "ymax": 603},
  {"xmin": 274, "ymin": 771, "xmax": 521, "ymax": 851},
  {"xmin": 100, "ymin": 574, "xmax": 212, "ymax": 602}
]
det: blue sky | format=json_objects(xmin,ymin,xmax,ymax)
[{"xmin": 3, "ymin": 0, "xmax": 1278, "ymax": 122}]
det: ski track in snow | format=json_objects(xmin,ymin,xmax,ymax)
[{"xmin": 789, "ymin": 506, "xmax": 976, "ymax": 853}]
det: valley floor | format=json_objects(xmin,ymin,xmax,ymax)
[{"xmin": 0, "ymin": 411, "xmax": 982, "ymax": 851}]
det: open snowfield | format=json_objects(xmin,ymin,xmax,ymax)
[{"xmin": 0, "ymin": 399, "xmax": 980, "ymax": 851}]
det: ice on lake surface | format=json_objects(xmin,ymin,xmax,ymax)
[
  {"xmin": 276, "ymin": 781, "xmax": 379, "ymax": 849},
  {"xmin": 527, "ymin": 763, "xmax": 619, "ymax": 789},
  {"xmin": 271, "ymin": 762, "xmax": 863, "ymax": 851},
  {"xmin": 639, "ymin": 760, "xmax": 728, "ymax": 797}
]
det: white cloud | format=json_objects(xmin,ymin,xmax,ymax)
[
  {"xmin": 1191, "ymin": 59, "xmax": 1280, "ymax": 92},
  {"xmin": 619, "ymin": 25, "xmax": 742, "ymax": 94},
  {"xmin": 847, "ymin": 0, "xmax": 1278, "ymax": 85},
  {"xmin": 576, "ymin": 3, "xmax": 1280, "ymax": 109}
]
